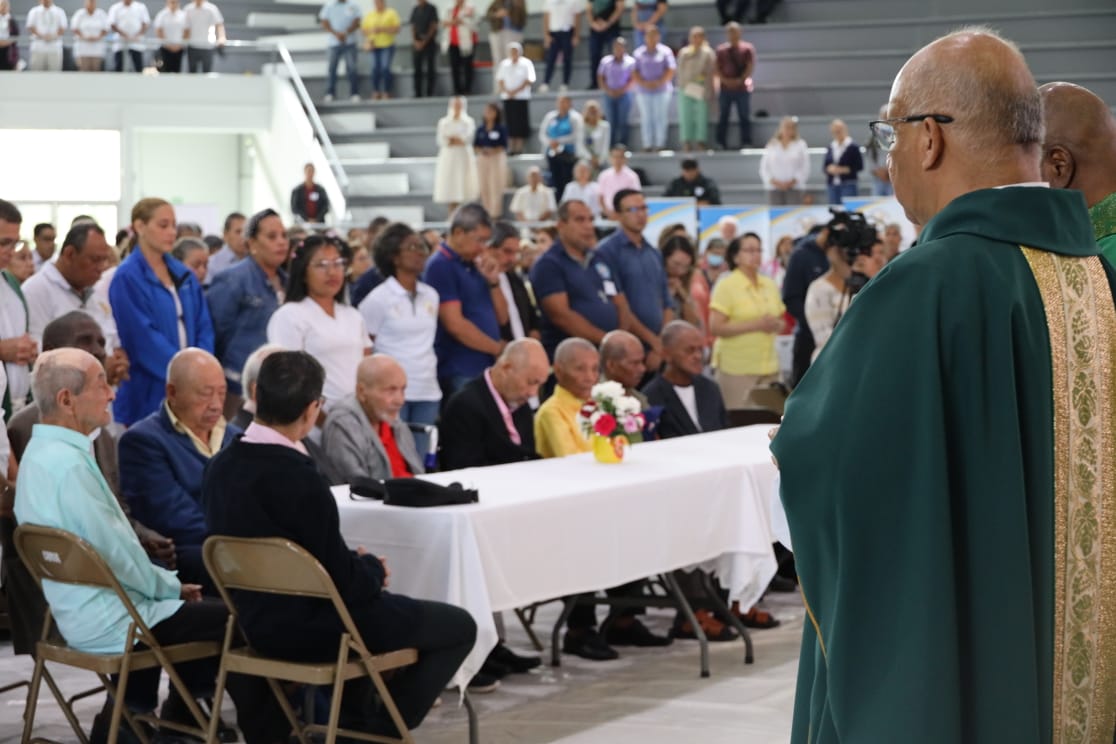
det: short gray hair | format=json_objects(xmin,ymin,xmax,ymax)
[
  {"xmin": 554, "ymin": 337, "xmax": 597, "ymax": 369},
  {"xmin": 241, "ymin": 343, "xmax": 286, "ymax": 400},
  {"xmin": 448, "ymin": 202, "xmax": 492, "ymax": 235},
  {"xmin": 32, "ymin": 349, "xmax": 93, "ymax": 418}
]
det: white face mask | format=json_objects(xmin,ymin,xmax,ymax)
[{"xmin": 706, "ymin": 254, "xmax": 725, "ymax": 268}]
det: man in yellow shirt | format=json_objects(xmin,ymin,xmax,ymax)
[
  {"xmin": 361, "ymin": 0, "xmax": 401, "ymax": 100},
  {"xmin": 534, "ymin": 336, "xmax": 597, "ymax": 458}
]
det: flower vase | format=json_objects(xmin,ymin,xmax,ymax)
[{"xmin": 592, "ymin": 434, "xmax": 629, "ymax": 464}]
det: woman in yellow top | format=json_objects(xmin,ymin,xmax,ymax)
[
  {"xmin": 709, "ymin": 232, "xmax": 785, "ymax": 409},
  {"xmin": 361, "ymin": 0, "xmax": 400, "ymax": 100}
]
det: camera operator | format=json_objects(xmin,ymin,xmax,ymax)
[{"xmin": 803, "ymin": 211, "xmax": 885, "ymax": 363}]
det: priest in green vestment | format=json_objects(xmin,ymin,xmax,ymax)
[
  {"xmin": 1038, "ymin": 81, "xmax": 1116, "ymax": 260},
  {"xmin": 771, "ymin": 29, "xmax": 1116, "ymax": 744}
]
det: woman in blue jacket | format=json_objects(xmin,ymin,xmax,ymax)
[
  {"xmin": 110, "ymin": 198, "xmax": 215, "ymax": 425},
  {"xmin": 206, "ymin": 208, "xmax": 289, "ymax": 409}
]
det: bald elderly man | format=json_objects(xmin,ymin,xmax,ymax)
[
  {"xmin": 119, "ymin": 348, "xmax": 237, "ymax": 588},
  {"xmin": 321, "ymin": 354, "xmax": 424, "ymax": 484},
  {"xmin": 772, "ymin": 29, "xmax": 1116, "ymax": 743},
  {"xmin": 534, "ymin": 337, "xmax": 599, "ymax": 459},
  {"xmin": 1039, "ymin": 81, "xmax": 1116, "ymax": 261}
]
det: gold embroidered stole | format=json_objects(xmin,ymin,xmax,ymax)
[{"xmin": 1020, "ymin": 247, "xmax": 1116, "ymax": 744}]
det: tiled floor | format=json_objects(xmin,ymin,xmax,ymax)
[{"xmin": 0, "ymin": 592, "xmax": 802, "ymax": 743}]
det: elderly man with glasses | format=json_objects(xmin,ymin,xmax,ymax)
[{"xmin": 773, "ymin": 28, "xmax": 1116, "ymax": 744}]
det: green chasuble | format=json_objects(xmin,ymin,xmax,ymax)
[
  {"xmin": 771, "ymin": 187, "xmax": 1116, "ymax": 744},
  {"xmin": 1093, "ymin": 191, "xmax": 1116, "ymax": 264}
]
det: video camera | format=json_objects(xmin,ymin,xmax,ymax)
[{"xmin": 824, "ymin": 209, "xmax": 879, "ymax": 295}]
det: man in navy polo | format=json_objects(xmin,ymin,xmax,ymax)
[
  {"xmin": 529, "ymin": 199, "xmax": 621, "ymax": 359},
  {"xmin": 423, "ymin": 203, "xmax": 509, "ymax": 398},
  {"xmin": 596, "ymin": 188, "xmax": 673, "ymax": 370}
]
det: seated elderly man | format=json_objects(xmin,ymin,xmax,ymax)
[
  {"xmin": 3, "ymin": 312, "xmax": 175, "ymax": 657},
  {"xmin": 204, "ymin": 351, "xmax": 476, "ymax": 738},
  {"xmin": 599, "ymin": 329, "xmax": 648, "ymax": 409},
  {"xmin": 15, "ymin": 349, "xmax": 283, "ymax": 744},
  {"xmin": 118, "ymin": 348, "xmax": 236, "ymax": 588},
  {"xmin": 439, "ymin": 338, "xmax": 548, "ymax": 470},
  {"xmin": 534, "ymin": 337, "xmax": 599, "ymax": 458},
  {"xmin": 322, "ymin": 355, "xmax": 423, "ymax": 484}
]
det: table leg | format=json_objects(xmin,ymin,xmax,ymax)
[
  {"xmin": 699, "ymin": 572, "xmax": 755, "ymax": 664},
  {"xmin": 550, "ymin": 596, "xmax": 577, "ymax": 667},
  {"xmin": 463, "ymin": 691, "xmax": 479, "ymax": 744},
  {"xmin": 660, "ymin": 572, "xmax": 710, "ymax": 678}
]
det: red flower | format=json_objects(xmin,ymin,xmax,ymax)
[
  {"xmin": 580, "ymin": 403, "xmax": 597, "ymax": 418},
  {"xmin": 593, "ymin": 413, "xmax": 617, "ymax": 437}
]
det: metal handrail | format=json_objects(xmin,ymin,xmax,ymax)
[{"xmin": 275, "ymin": 42, "xmax": 350, "ymax": 196}]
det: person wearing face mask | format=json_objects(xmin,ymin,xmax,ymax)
[
  {"xmin": 110, "ymin": 198, "xmax": 215, "ymax": 426},
  {"xmin": 207, "ymin": 208, "xmax": 289, "ymax": 417}
]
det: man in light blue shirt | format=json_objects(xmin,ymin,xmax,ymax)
[
  {"xmin": 319, "ymin": 0, "xmax": 362, "ymax": 101},
  {"xmin": 15, "ymin": 348, "xmax": 283, "ymax": 742}
]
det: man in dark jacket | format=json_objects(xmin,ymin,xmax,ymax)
[
  {"xmin": 642, "ymin": 320, "xmax": 727, "ymax": 437},
  {"xmin": 290, "ymin": 163, "xmax": 331, "ymax": 223},
  {"xmin": 204, "ymin": 350, "xmax": 476, "ymax": 738},
  {"xmin": 663, "ymin": 159, "xmax": 723, "ymax": 205},
  {"xmin": 781, "ymin": 225, "xmax": 829, "ymax": 386},
  {"xmin": 438, "ymin": 337, "xmax": 547, "ymax": 470}
]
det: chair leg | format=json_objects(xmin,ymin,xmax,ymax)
[
  {"xmin": 323, "ymin": 640, "xmax": 350, "ymax": 744},
  {"xmin": 44, "ymin": 668, "xmax": 91, "ymax": 744},
  {"xmin": 549, "ymin": 597, "xmax": 577, "ymax": 668},
  {"xmin": 514, "ymin": 608, "xmax": 544, "ymax": 652},
  {"xmin": 206, "ymin": 618, "xmax": 235, "ymax": 744},
  {"xmin": 364, "ymin": 666, "xmax": 412, "ymax": 744},
  {"xmin": 268, "ymin": 677, "xmax": 309, "ymax": 744},
  {"xmin": 20, "ymin": 651, "xmax": 47, "ymax": 743}
]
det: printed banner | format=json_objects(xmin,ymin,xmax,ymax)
[
  {"xmin": 697, "ymin": 205, "xmax": 772, "ymax": 259},
  {"xmin": 642, "ymin": 198, "xmax": 698, "ymax": 247}
]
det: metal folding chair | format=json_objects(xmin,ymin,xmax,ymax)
[
  {"xmin": 13, "ymin": 524, "xmax": 217, "ymax": 744},
  {"xmin": 203, "ymin": 536, "xmax": 431, "ymax": 744}
]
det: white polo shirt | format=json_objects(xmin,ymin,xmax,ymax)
[
  {"xmin": 71, "ymin": 7, "xmax": 111, "ymax": 57},
  {"xmin": 152, "ymin": 6, "xmax": 186, "ymax": 43},
  {"xmin": 266, "ymin": 297, "xmax": 371, "ymax": 410},
  {"xmin": 358, "ymin": 277, "xmax": 441, "ymax": 402},
  {"xmin": 510, "ymin": 184, "xmax": 557, "ymax": 221},
  {"xmin": 0, "ymin": 281, "xmax": 30, "ymax": 411},
  {"xmin": 108, "ymin": 0, "xmax": 150, "ymax": 52},
  {"xmin": 544, "ymin": 0, "xmax": 578, "ymax": 32},
  {"xmin": 184, "ymin": 0, "xmax": 222, "ymax": 48},
  {"xmin": 26, "ymin": 4, "xmax": 68, "ymax": 52},
  {"xmin": 496, "ymin": 56, "xmax": 536, "ymax": 100},
  {"xmin": 22, "ymin": 262, "xmax": 120, "ymax": 352}
]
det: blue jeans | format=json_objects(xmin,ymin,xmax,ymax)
[
  {"xmin": 636, "ymin": 88, "xmax": 672, "ymax": 150},
  {"xmin": 370, "ymin": 45, "xmax": 394, "ymax": 94},
  {"xmin": 827, "ymin": 181, "xmax": 858, "ymax": 204},
  {"xmin": 327, "ymin": 43, "xmax": 359, "ymax": 97},
  {"xmin": 632, "ymin": 12, "xmax": 663, "ymax": 49},
  {"xmin": 872, "ymin": 176, "xmax": 893, "ymax": 196},
  {"xmin": 544, "ymin": 29, "xmax": 573, "ymax": 86},
  {"xmin": 604, "ymin": 92, "xmax": 632, "ymax": 148},
  {"xmin": 401, "ymin": 399, "xmax": 440, "ymax": 462},
  {"xmin": 716, "ymin": 88, "xmax": 752, "ymax": 148}
]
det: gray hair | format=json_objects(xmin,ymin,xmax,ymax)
[
  {"xmin": 32, "ymin": 349, "xmax": 93, "ymax": 418},
  {"xmin": 499, "ymin": 337, "xmax": 544, "ymax": 368},
  {"xmin": 448, "ymin": 202, "xmax": 492, "ymax": 235},
  {"xmin": 661, "ymin": 320, "xmax": 702, "ymax": 350},
  {"xmin": 241, "ymin": 343, "xmax": 286, "ymax": 400},
  {"xmin": 172, "ymin": 236, "xmax": 208, "ymax": 262},
  {"xmin": 554, "ymin": 337, "xmax": 598, "ymax": 369},
  {"xmin": 600, "ymin": 330, "xmax": 641, "ymax": 365}
]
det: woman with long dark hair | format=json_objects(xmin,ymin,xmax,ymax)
[{"xmin": 266, "ymin": 235, "xmax": 370, "ymax": 411}]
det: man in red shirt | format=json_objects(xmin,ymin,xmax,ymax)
[{"xmin": 714, "ymin": 21, "xmax": 756, "ymax": 150}]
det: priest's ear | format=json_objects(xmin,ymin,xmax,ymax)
[{"xmin": 1040, "ymin": 144, "xmax": 1075, "ymax": 190}]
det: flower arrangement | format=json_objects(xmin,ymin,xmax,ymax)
[{"xmin": 578, "ymin": 381, "xmax": 645, "ymax": 441}]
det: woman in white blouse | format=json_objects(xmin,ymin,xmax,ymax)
[
  {"xmin": 759, "ymin": 116, "xmax": 811, "ymax": 205},
  {"xmin": 578, "ymin": 99, "xmax": 611, "ymax": 173},
  {"xmin": 804, "ymin": 232, "xmax": 886, "ymax": 361},
  {"xmin": 433, "ymin": 95, "xmax": 481, "ymax": 211},
  {"xmin": 71, "ymin": 0, "xmax": 110, "ymax": 71},
  {"xmin": 267, "ymin": 235, "xmax": 371, "ymax": 412}
]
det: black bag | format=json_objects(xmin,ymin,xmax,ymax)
[{"xmin": 350, "ymin": 477, "xmax": 479, "ymax": 508}]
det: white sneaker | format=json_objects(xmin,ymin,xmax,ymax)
[
  {"xmin": 559, "ymin": 84, "xmax": 569, "ymax": 93},
  {"xmin": 350, "ymin": 94, "xmax": 361, "ymax": 102},
  {"xmin": 323, "ymin": 93, "xmax": 334, "ymax": 102},
  {"xmin": 538, "ymin": 83, "xmax": 550, "ymax": 93}
]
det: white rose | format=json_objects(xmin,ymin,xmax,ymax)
[
  {"xmin": 615, "ymin": 395, "xmax": 642, "ymax": 415},
  {"xmin": 592, "ymin": 381, "xmax": 626, "ymax": 402}
]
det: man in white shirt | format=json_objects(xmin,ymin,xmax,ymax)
[
  {"xmin": 71, "ymin": 0, "xmax": 111, "ymax": 71},
  {"xmin": 21, "ymin": 223, "xmax": 130, "ymax": 387},
  {"xmin": 0, "ymin": 201, "xmax": 37, "ymax": 415},
  {"xmin": 183, "ymin": 0, "xmax": 223, "ymax": 73},
  {"xmin": 510, "ymin": 167, "xmax": 558, "ymax": 222},
  {"xmin": 26, "ymin": 0, "xmax": 67, "ymax": 71},
  {"xmin": 204, "ymin": 211, "xmax": 246, "ymax": 284},
  {"xmin": 108, "ymin": 0, "xmax": 150, "ymax": 71}
]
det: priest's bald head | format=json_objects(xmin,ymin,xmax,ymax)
[
  {"xmin": 883, "ymin": 28, "xmax": 1044, "ymax": 226},
  {"xmin": 1038, "ymin": 82, "xmax": 1116, "ymax": 209}
]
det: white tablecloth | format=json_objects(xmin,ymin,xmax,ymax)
[{"xmin": 334, "ymin": 425, "xmax": 782, "ymax": 689}]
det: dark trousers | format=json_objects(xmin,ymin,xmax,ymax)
[
  {"xmin": 544, "ymin": 30, "xmax": 573, "ymax": 86},
  {"xmin": 119, "ymin": 599, "xmax": 287, "ymax": 744},
  {"xmin": 546, "ymin": 150, "xmax": 575, "ymax": 202},
  {"xmin": 447, "ymin": 45, "xmax": 473, "ymax": 95},
  {"xmin": 114, "ymin": 49, "xmax": 143, "ymax": 72},
  {"xmin": 567, "ymin": 582, "xmax": 645, "ymax": 631},
  {"xmin": 790, "ymin": 328, "xmax": 815, "ymax": 388},
  {"xmin": 716, "ymin": 88, "xmax": 752, "ymax": 148},
  {"xmin": 412, "ymin": 44, "xmax": 437, "ymax": 97},
  {"xmin": 717, "ymin": 0, "xmax": 748, "ymax": 22},
  {"xmin": 349, "ymin": 599, "xmax": 476, "ymax": 734},
  {"xmin": 588, "ymin": 25, "xmax": 619, "ymax": 89},
  {"xmin": 159, "ymin": 47, "xmax": 183, "ymax": 73},
  {"xmin": 187, "ymin": 47, "xmax": 215, "ymax": 73}
]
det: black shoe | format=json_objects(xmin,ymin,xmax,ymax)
[
  {"xmin": 159, "ymin": 693, "xmax": 236, "ymax": 742},
  {"xmin": 488, "ymin": 642, "xmax": 541, "ymax": 673},
  {"xmin": 467, "ymin": 671, "xmax": 501, "ymax": 694},
  {"xmin": 90, "ymin": 706, "xmax": 153, "ymax": 744},
  {"xmin": 479, "ymin": 657, "xmax": 511, "ymax": 679},
  {"xmin": 604, "ymin": 618, "xmax": 673, "ymax": 647},
  {"xmin": 562, "ymin": 630, "xmax": 619, "ymax": 661},
  {"xmin": 768, "ymin": 575, "xmax": 797, "ymax": 593}
]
